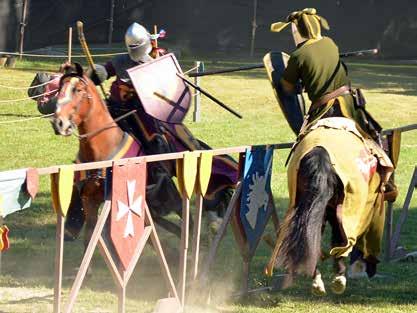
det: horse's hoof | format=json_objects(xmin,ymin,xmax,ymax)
[
  {"xmin": 311, "ymin": 284, "xmax": 326, "ymax": 296},
  {"xmin": 331, "ymin": 275, "xmax": 346, "ymax": 295},
  {"xmin": 311, "ymin": 274, "xmax": 326, "ymax": 296},
  {"xmin": 208, "ymin": 218, "xmax": 222, "ymax": 235}
]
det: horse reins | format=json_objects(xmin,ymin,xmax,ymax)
[{"xmin": 74, "ymin": 108, "xmax": 138, "ymax": 140}]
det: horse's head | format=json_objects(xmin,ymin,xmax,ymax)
[{"xmin": 52, "ymin": 63, "xmax": 93, "ymax": 136}]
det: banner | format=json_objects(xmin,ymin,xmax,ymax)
[
  {"xmin": 239, "ymin": 146, "xmax": 274, "ymax": 254},
  {"xmin": 0, "ymin": 169, "xmax": 32, "ymax": 218}
]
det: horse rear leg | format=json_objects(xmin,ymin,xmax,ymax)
[
  {"xmin": 331, "ymin": 257, "xmax": 347, "ymax": 294},
  {"xmin": 328, "ymin": 206, "xmax": 347, "ymax": 294},
  {"xmin": 311, "ymin": 268, "xmax": 326, "ymax": 296}
]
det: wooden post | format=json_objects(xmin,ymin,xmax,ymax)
[
  {"xmin": 108, "ymin": 0, "xmax": 115, "ymax": 45},
  {"xmin": 145, "ymin": 204, "xmax": 179, "ymax": 302},
  {"xmin": 65, "ymin": 201, "xmax": 112, "ymax": 313},
  {"xmin": 63, "ymin": 196, "xmax": 179, "ymax": 312},
  {"xmin": 53, "ymin": 212, "xmax": 65, "ymax": 313},
  {"xmin": 191, "ymin": 193, "xmax": 203, "ymax": 280},
  {"xmin": 193, "ymin": 61, "xmax": 201, "ymax": 122},
  {"xmin": 117, "ymin": 281, "xmax": 126, "ymax": 313},
  {"xmin": 18, "ymin": 0, "xmax": 28, "ymax": 60},
  {"xmin": 68, "ymin": 27, "xmax": 72, "ymax": 63},
  {"xmin": 178, "ymin": 195, "xmax": 190, "ymax": 306},
  {"xmin": 241, "ymin": 260, "xmax": 250, "ymax": 294},
  {"xmin": 249, "ymin": 0, "xmax": 258, "ymax": 57},
  {"xmin": 390, "ymin": 167, "xmax": 417, "ymax": 259}
]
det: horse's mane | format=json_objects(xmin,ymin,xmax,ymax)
[{"xmin": 59, "ymin": 63, "xmax": 89, "ymax": 89}]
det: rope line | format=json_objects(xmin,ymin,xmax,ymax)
[
  {"xmin": 183, "ymin": 65, "xmax": 199, "ymax": 75},
  {"xmin": 0, "ymin": 89, "xmax": 58, "ymax": 103},
  {"xmin": 0, "ymin": 79, "xmax": 56, "ymax": 90},
  {"xmin": 74, "ymin": 109, "xmax": 137, "ymax": 139},
  {"xmin": 0, "ymin": 51, "xmax": 128, "ymax": 58},
  {"xmin": 0, "ymin": 113, "xmax": 54, "ymax": 124}
]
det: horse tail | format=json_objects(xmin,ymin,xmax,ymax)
[{"xmin": 277, "ymin": 146, "xmax": 339, "ymax": 276}]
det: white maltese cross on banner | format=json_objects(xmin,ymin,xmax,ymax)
[
  {"xmin": 110, "ymin": 161, "xmax": 146, "ymax": 270},
  {"xmin": 116, "ymin": 180, "xmax": 143, "ymax": 238}
]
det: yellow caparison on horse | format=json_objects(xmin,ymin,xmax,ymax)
[{"xmin": 266, "ymin": 117, "xmax": 393, "ymax": 295}]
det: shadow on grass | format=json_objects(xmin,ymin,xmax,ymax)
[
  {"xmin": 4, "ymin": 294, "xmax": 53, "ymax": 305},
  {"xmin": 2, "ymin": 187, "xmax": 416, "ymax": 308},
  {"xmin": 231, "ymin": 203, "xmax": 417, "ymax": 308}
]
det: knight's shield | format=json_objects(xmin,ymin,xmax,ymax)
[
  {"xmin": 127, "ymin": 53, "xmax": 191, "ymax": 124},
  {"xmin": 111, "ymin": 161, "xmax": 146, "ymax": 270},
  {"xmin": 263, "ymin": 52, "xmax": 306, "ymax": 135},
  {"xmin": 238, "ymin": 145, "xmax": 274, "ymax": 255}
]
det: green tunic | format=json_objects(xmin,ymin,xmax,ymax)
[{"xmin": 282, "ymin": 36, "xmax": 357, "ymax": 127}]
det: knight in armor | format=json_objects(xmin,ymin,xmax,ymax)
[
  {"xmin": 86, "ymin": 22, "xmax": 238, "ymax": 230},
  {"xmin": 271, "ymin": 8, "xmax": 397, "ymax": 201}
]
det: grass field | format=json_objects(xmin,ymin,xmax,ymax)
[{"xmin": 0, "ymin": 56, "xmax": 416, "ymax": 313}]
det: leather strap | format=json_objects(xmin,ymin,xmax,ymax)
[{"xmin": 310, "ymin": 85, "xmax": 351, "ymax": 112}]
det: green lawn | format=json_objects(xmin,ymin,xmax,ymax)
[{"xmin": 0, "ymin": 56, "xmax": 416, "ymax": 313}]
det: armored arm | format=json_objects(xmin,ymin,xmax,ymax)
[{"xmin": 86, "ymin": 64, "xmax": 109, "ymax": 85}]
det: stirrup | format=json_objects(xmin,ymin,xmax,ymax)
[{"xmin": 384, "ymin": 181, "xmax": 399, "ymax": 202}]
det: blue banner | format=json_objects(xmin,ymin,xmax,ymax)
[{"xmin": 239, "ymin": 146, "xmax": 274, "ymax": 254}]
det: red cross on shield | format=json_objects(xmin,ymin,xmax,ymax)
[
  {"xmin": 127, "ymin": 53, "xmax": 191, "ymax": 124},
  {"xmin": 110, "ymin": 161, "xmax": 146, "ymax": 270}
]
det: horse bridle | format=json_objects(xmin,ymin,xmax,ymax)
[
  {"xmin": 57, "ymin": 74, "xmax": 94, "ymax": 124},
  {"xmin": 57, "ymin": 74, "xmax": 138, "ymax": 140}
]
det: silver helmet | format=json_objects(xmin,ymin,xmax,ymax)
[{"xmin": 125, "ymin": 22, "xmax": 152, "ymax": 62}]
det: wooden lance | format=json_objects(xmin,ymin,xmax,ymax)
[{"xmin": 76, "ymin": 21, "xmax": 107, "ymax": 98}]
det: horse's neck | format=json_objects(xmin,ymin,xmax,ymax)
[{"xmin": 78, "ymin": 83, "xmax": 124, "ymax": 162}]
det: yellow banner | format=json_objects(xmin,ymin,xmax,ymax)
[
  {"xmin": 58, "ymin": 165, "xmax": 74, "ymax": 216},
  {"xmin": 176, "ymin": 152, "xmax": 198, "ymax": 199},
  {"xmin": 198, "ymin": 151, "xmax": 213, "ymax": 196}
]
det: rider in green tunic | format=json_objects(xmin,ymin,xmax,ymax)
[{"xmin": 271, "ymin": 8, "xmax": 397, "ymax": 201}]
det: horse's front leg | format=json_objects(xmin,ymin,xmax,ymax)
[
  {"xmin": 311, "ymin": 268, "xmax": 326, "ymax": 296},
  {"xmin": 80, "ymin": 179, "xmax": 104, "ymax": 251},
  {"xmin": 331, "ymin": 257, "xmax": 347, "ymax": 294}
]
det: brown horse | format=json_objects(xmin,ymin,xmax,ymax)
[{"xmin": 51, "ymin": 63, "xmax": 184, "ymax": 249}]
